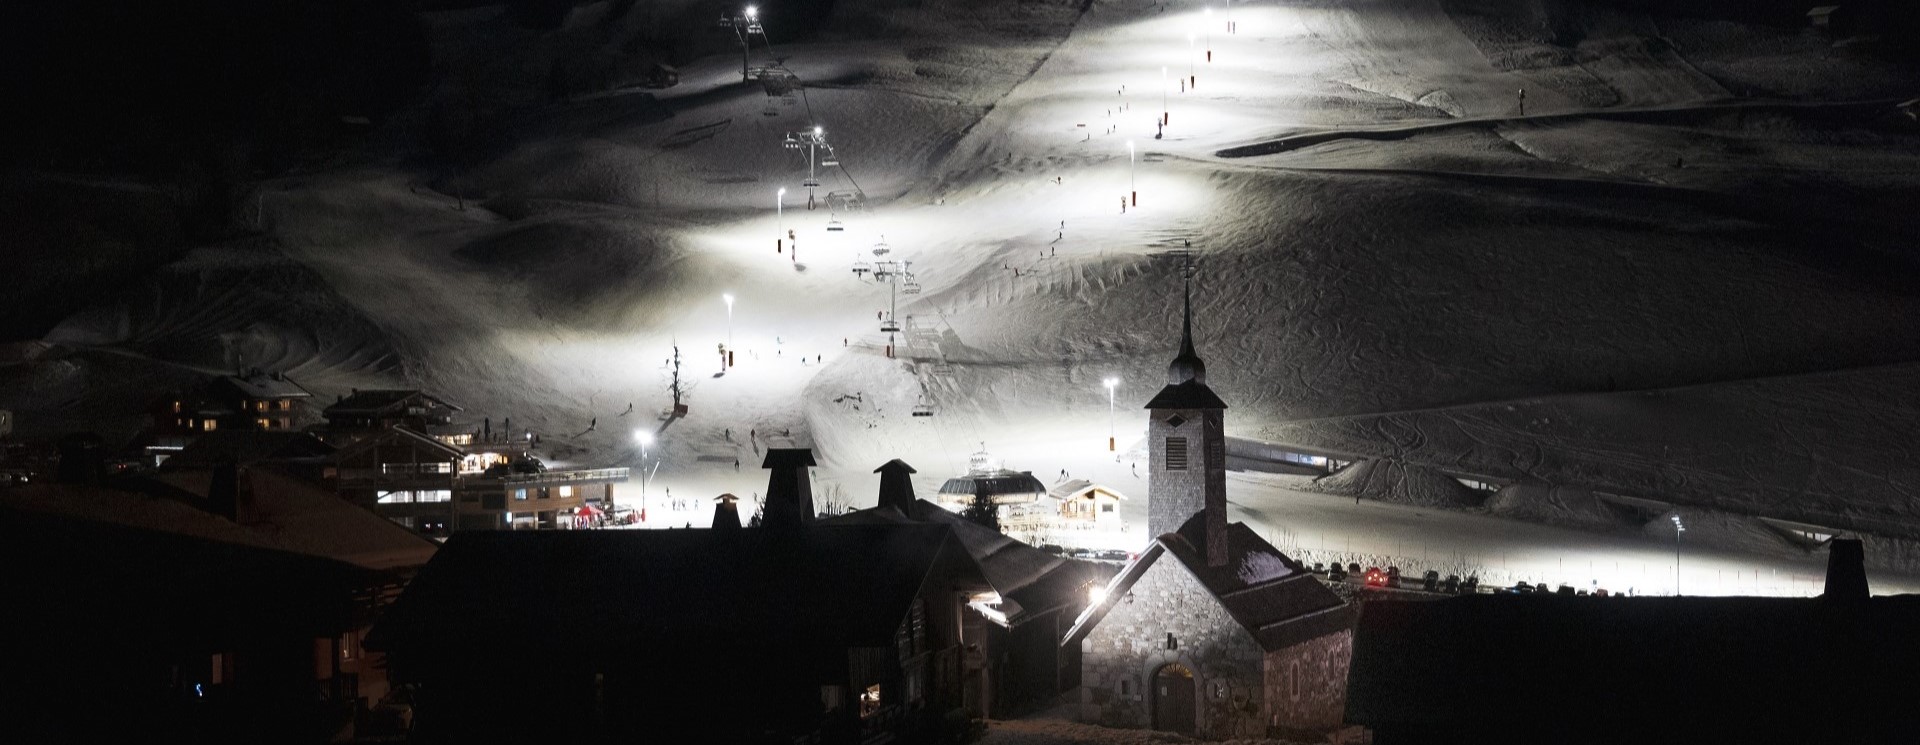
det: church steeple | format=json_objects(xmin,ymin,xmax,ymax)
[{"xmin": 1167, "ymin": 274, "xmax": 1206, "ymax": 385}]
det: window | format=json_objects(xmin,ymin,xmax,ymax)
[
  {"xmin": 1165, "ymin": 437, "xmax": 1188, "ymax": 470},
  {"xmin": 860, "ymin": 685, "xmax": 882, "ymax": 718},
  {"xmin": 340, "ymin": 632, "xmax": 359, "ymax": 661},
  {"xmin": 559, "ymin": 486, "xmax": 573, "ymax": 498},
  {"xmin": 376, "ymin": 492, "xmax": 412, "ymax": 504},
  {"xmin": 256, "ymin": 418, "xmax": 272, "ymax": 430},
  {"xmin": 1119, "ymin": 679, "xmax": 1133, "ymax": 696},
  {"xmin": 514, "ymin": 489, "xmax": 527, "ymax": 501},
  {"xmin": 1101, "ymin": 504, "xmax": 1115, "ymax": 513},
  {"xmin": 277, "ymin": 400, "xmax": 291, "ymax": 411},
  {"xmin": 172, "ymin": 401, "xmax": 182, "ymax": 413},
  {"xmin": 254, "ymin": 401, "xmax": 267, "ymax": 412},
  {"xmin": 417, "ymin": 490, "xmax": 451, "ymax": 503},
  {"xmin": 203, "ymin": 420, "xmax": 218, "ymax": 432},
  {"xmin": 278, "ymin": 418, "xmax": 290, "ymax": 429},
  {"xmin": 821, "ymin": 685, "xmax": 847, "ymax": 713}
]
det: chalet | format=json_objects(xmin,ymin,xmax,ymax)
[
  {"xmin": 147, "ymin": 369, "xmax": 314, "ymax": 465},
  {"xmin": 1068, "ymin": 277, "xmax": 1356, "ymax": 740},
  {"xmin": 1049, "ymin": 479, "xmax": 1128, "ymax": 529},
  {"xmin": 320, "ymin": 389, "xmax": 462, "ymax": 445},
  {"xmin": 2, "ymin": 487, "xmax": 375, "ymax": 744},
  {"xmin": 1346, "ymin": 540, "xmax": 1920, "ymax": 744},
  {"xmin": 825, "ymin": 459, "xmax": 1114, "ymax": 717},
  {"xmin": 366, "ymin": 524, "xmax": 995, "ymax": 744},
  {"xmin": 333, "ymin": 425, "xmax": 626, "ymax": 533},
  {"xmin": 161, "ymin": 430, "xmax": 336, "ymax": 483}
]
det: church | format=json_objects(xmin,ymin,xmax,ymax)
[{"xmin": 1064, "ymin": 276, "xmax": 1356, "ymax": 740}]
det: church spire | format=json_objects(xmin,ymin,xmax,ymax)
[{"xmin": 1167, "ymin": 256, "xmax": 1206, "ymax": 385}]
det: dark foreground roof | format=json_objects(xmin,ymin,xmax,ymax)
[
  {"xmin": 1348, "ymin": 594, "xmax": 1920, "ymax": 743},
  {"xmin": 825, "ymin": 499, "xmax": 1110, "ymax": 625},
  {"xmin": 368, "ymin": 525, "xmax": 990, "ymax": 666},
  {"xmin": 163, "ymin": 430, "xmax": 335, "ymax": 469},
  {"xmin": 1066, "ymin": 513, "xmax": 1350, "ymax": 652}
]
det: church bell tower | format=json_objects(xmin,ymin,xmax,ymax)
[{"xmin": 1145, "ymin": 263, "xmax": 1229, "ymax": 566}]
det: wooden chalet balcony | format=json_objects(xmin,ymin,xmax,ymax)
[{"xmin": 471, "ymin": 467, "xmax": 630, "ymax": 487}]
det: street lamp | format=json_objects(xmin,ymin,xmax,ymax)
[
  {"xmin": 745, "ymin": 5, "xmax": 756, "ymax": 18},
  {"xmin": 1187, "ymin": 34, "xmax": 1196, "ymax": 89},
  {"xmin": 1205, "ymin": 8, "xmax": 1212, "ymax": 62},
  {"xmin": 723, "ymin": 293, "xmax": 735, "ymax": 348},
  {"xmin": 1161, "ymin": 66, "xmax": 1168, "ymax": 126},
  {"xmin": 1127, "ymin": 140, "xmax": 1136, "ymax": 206},
  {"xmin": 1104, "ymin": 377, "xmax": 1119, "ymax": 451},
  {"xmin": 1671, "ymin": 514, "xmax": 1686, "ymax": 595},
  {"xmin": 635, "ymin": 430, "xmax": 654, "ymax": 520},
  {"xmin": 776, "ymin": 187, "xmax": 786, "ymax": 252}
]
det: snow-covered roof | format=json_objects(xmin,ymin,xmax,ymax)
[
  {"xmin": 1063, "ymin": 513, "xmax": 1351, "ymax": 653},
  {"xmin": 938, "ymin": 471, "xmax": 1046, "ymax": 498},
  {"xmin": 1047, "ymin": 479, "xmax": 1127, "ymax": 501},
  {"xmin": 325, "ymin": 389, "xmax": 462, "ymax": 416}
]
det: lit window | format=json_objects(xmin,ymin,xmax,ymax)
[
  {"xmin": 859, "ymin": 685, "xmax": 881, "ymax": 718},
  {"xmin": 255, "ymin": 401, "xmax": 267, "ymax": 412},
  {"xmin": 514, "ymin": 489, "xmax": 527, "ymax": 501},
  {"xmin": 1165, "ymin": 437, "xmax": 1188, "ymax": 470},
  {"xmin": 418, "ymin": 490, "xmax": 451, "ymax": 503},
  {"xmin": 559, "ymin": 486, "xmax": 573, "ymax": 498},
  {"xmin": 173, "ymin": 401, "xmax": 182, "ymax": 413},
  {"xmin": 377, "ymin": 492, "xmax": 414, "ymax": 504},
  {"xmin": 341, "ymin": 633, "xmax": 359, "ymax": 661},
  {"xmin": 256, "ymin": 418, "xmax": 271, "ymax": 429},
  {"xmin": 203, "ymin": 420, "xmax": 218, "ymax": 432},
  {"xmin": 278, "ymin": 418, "xmax": 290, "ymax": 429},
  {"xmin": 278, "ymin": 400, "xmax": 291, "ymax": 411}
]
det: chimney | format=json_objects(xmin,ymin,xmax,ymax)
[
  {"xmin": 208, "ymin": 460, "xmax": 240, "ymax": 521},
  {"xmin": 1824, "ymin": 538, "xmax": 1869, "ymax": 600},
  {"xmin": 712, "ymin": 494, "xmax": 742, "ymax": 532},
  {"xmin": 874, "ymin": 459, "xmax": 918, "ymax": 514},
  {"xmin": 761, "ymin": 448, "xmax": 817, "ymax": 528}
]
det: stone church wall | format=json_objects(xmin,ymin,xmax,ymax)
[
  {"xmin": 1080, "ymin": 559, "xmax": 1267, "ymax": 738},
  {"xmin": 1263, "ymin": 628, "xmax": 1353, "ymax": 733}
]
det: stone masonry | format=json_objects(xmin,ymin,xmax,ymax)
[{"xmin": 1080, "ymin": 557, "xmax": 1267, "ymax": 738}]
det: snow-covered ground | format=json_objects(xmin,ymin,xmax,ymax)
[{"xmin": 7, "ymin": 1, "xmax": 1920, "ymax": 594}]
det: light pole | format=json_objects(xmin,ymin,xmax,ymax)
[
  {"xmin": 1161, "ymin": 66, "xmax": 1168, "ymax": 126},
  {"xmin": 1205, "ymin": 8, "xmax": 1212, "ymax": 62},
  {"xmin": 776, "ymin": 187, "xmax": 786, "ymax": 252},
  {"xmin": 1104, "ymin": 377, "xmax": 1119, "ymax": 451},
  {"xmin": 1187, "ymin": 34, "xmax": 1196, "ymax": 89},
  {"xmin": 1671, "ymin": 514, "xmax": 1686, "ymax": 595},
  {"xmin": 1127, "ymin": 140, "xmax": 1136, "ymax": 206},
  {"xmin": 723, "ymin": 293, "xmax": 735, "ymax": 348},
  {"xmin": 634, "ymin": 430, "xmax": 655, "ymax": 522}
]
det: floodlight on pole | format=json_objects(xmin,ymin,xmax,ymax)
[
  {"xmin": 1671, "ymin": 514, "xmax": 1686, "ymax": 595},
  {"xmin": 776, "ymin": 187, "xmax": 786, "ymax": 252},
  {"xmin": 1162, "ymin": 66, "xmax": 1168, "ymax": 126},
  {"xmin": 1104, "ymin": 377, "xmax": 1119, "ymax": 451},
  {"xmin": 745, "ymin": 5, "xmax": 756, "ymax": 18},
  {"xmin": 1188, "ymin": 34, "xmax": 1196, "ymax": 87},
  {"xmin": 1205, "ymin": 8, "xmax": 1212, "ymax": 61},
  {"xmin": 635, "ymin": 430, "xmax": 655, "ymax": 520},
  {"xmin": 723, "ymin": 293, "xmax": 735, "ymax": 348},
  {"xmin": 1127, "ymin": 140, "xmax": 1136, "ymax": 206}
]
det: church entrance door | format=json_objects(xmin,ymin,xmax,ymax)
[{"xmin": 1151, "ymin": 663, "xmax": 1195, "ymax": 734}]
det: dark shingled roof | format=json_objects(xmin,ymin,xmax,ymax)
[
  {"xmin": 367, "ymin": 525, "xmax": 990, "ymax": 665},
  {"xmin": 1064, "ymin": 513, "xmax": 1350, "ymax": 652},
  {"xmin": 1143, "ymin": 379, "xmax": 1228, "ymax": 410},
  {"xmin": 324, "ymin": 389, "xmax": 462, "ymax": 416},
  {"xmin": 824, "ymin": 499, "xmax": 1110, "ymax": 626},
  {"xmin": 937, "ymin": 472, "xmax": 1047, "ymax": 497},
  {"xmin": 163, "ymin": 431, "xmax": 336, "ymax": 470},
  {"xmin": 762, "ymin": 448, "xmax": 817, "ymax": 468}
]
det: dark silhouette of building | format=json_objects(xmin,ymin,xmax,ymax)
[
  {"xmin": 825, "ymin": 459, "xmax": 1113, "ymax": 718},
  {"xmin": 1345, "ymin": 541, "xmax": 1920, "ymax": 744},
  {"xmin": 320, "ymin": 389, "xmax": 462, "ymax": 443},
  {"xmin": 366, "ymin": 524, "xmax": 994, "ymax": 744}
]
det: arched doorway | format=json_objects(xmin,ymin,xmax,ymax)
[{"xmin": 1151, "ymin": 663, "xmax": 1195, "ymax": 734}]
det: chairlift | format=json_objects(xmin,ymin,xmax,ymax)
[
  {"xmin": 821, "ymin": 149, "xmax": 840, "ymax": 167},
  {"xmin": 802, "ymin": 178, "xmax": 821, "ymax": 188},
  {"xmin": 911, "ymin": 396, "xmax": 934, "ymax": 417},
  {"xmin": 871, "ymin": 241, "xmax": 891, "ymax": 257},
  {"xmin": 902, "ymin": 280, "xmax": 922, "ymax": 295},
  {"xmin": 874, "ymin": 260, "xmax": 898, "ymax": 279},
  {"xmin": 826, "ymin": 218, "xmax": 845, "ymax": 232},
  {"xmin": 931, "ymin": 361, "xmax": 954, "ymax": 377},
  {"xmin": 881, "ymin": 317, "xmax": 902, "ymax": 333},
  {"xmin": 852, "ymin": 257, "xmax": 873, "ymax": 276}
]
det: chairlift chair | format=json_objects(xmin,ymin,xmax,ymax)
[
  {"xmin": 871, "ymin": 241, "xmax": 891, "ymax": 257},
  {"xmin": 852, "ymin": 256, "xmax": 873, "ymax": 276},
  {"xmin": 902, "ymin": 273, "xmax": 922, "ymax": 294},
  {"xmin": 802, "ymin": 178, "xmax": 821, "ymax": 188},
  {"xmin": 880, "ymin": 317, "xmax": 902, "ymax": 333},
  {"xmin": 826, "ymin": 218, "xmax": 845, "ymax": 232},
  {"xmin": 911, "ymin": 396, "xmax": 934, "ymax": 417}
]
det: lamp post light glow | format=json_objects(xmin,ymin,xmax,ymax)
[
  {"xmin": 1671, "ymin": 514, "xmax": 1686, "ymax": 595},
  {"xmin": 1187, "ymin": 34, "xmax": 1196, "ymax": 88},
  {"xmin": 1161, "ymin": 66, "xmax": 1168, "ymax": 126},
  {"xmin": 776, "ymin": 187, "xmax": 786, "ymax": 252},
  {"xmin": 1104, "ymin": 377, "xmax": 1119, "ymax": 451},
  {"xmin": 1205, "ymin": 8, "xmax": 1212, "ymax": 61},
  {"xmin": 1089, "ymin": 585, "xmax": 1109, "ymax": 605},
  {"xmin": 745, "ymin": 5, "xmax": 756, "ymax": 18},
  {"xmin": 723, "ymin": 293, "xmax": 735, "ymax": 348},
  {"xmin": 635, "ymin": 430, "xmax": 655, "ymax": 521},
  {"xmin": 1127, "ymin": 140, "xmax": 1136, "ymax": 206}
]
